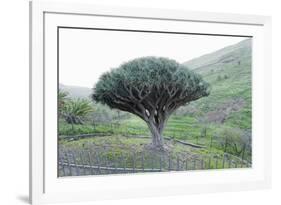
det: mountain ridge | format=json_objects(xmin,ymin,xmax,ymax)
[
  {"xmin": 59, "ymin": 83, "xmax": 92, "ymax": 99},
  {"xmin": 183, "ymin": 39, "xmax": 251, "ymax": 73}
]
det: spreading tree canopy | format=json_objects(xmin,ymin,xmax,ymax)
[{"xmin": 92, "ymin": 57, "xmax": 210, "ymax": 150}]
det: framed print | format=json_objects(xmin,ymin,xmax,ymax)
[{"xmin": 29, "ymin": 1, "xmax": 272, "ymax": 204}]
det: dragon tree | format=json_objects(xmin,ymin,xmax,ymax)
[{"xmin": 92, "ymin": 57, "xmax": 210, "ymax": 150}]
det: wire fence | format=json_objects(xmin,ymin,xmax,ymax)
[{"xmin": 58, "ymin": 146, "xmax": 251, "ymax": 177}]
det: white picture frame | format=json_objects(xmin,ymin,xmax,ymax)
[{"xmin": 29, "ymin": 1, "xmax": 272, "ymax": 204}]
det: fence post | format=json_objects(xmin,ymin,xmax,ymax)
[
  {"xmin": 208, "ymin": 157, "xmax": 211, "ymax": 169},
  {"xmin": 159, "ymin": 155, "xmax": 162, "ymax": 171},
  {"xmin": 193, "ymin": 159, "xmax": 196, "ymax": 170},
  {"xmin": 142, "ymin": 152, "xmax": 145, "ymax": 171},
  {"xmin": 228, "ymin": 159, "xmax": 232, "ymax": 168},
  {"xmin": 88, "ymin": 151, "xmax": 94, "ymax": 175},
  {"xmin": 96, "ymin": 150, "xmax": 101, "ymax": 174},
  {"xmin": 79, "ymin": 151, "xmax": 86, "ymax": 175},
  {"xmin": 104, "ymin": 153, "xmax": 109, "ymax": 174},
  {"xmin": 59, "ymin": 151, "xmax": 66, "ymax": 176},
  {"xmin": 66, "ymin": 151, "xmax": 73, "ymax": 176},
  {"xmin": 222, "ymin": 154, "xmax": 225, "ymax": 169},
  {"xmin": 121, "ymin": 153, "xmax": 126, "ymax": 172},
  {"xmin": 71, "ymin": 151, "xmax": 80, "ymax": 176},
  {"xmin": 215, "ymin": 158, "xmax": 218, "ymax": 169},
  {"xmin": 151, "ymin": 155, "xmax": 154, "ymax": 170},
  {"xmin": 176, "ymin": 156, "xmax": 180, "ymax": 171},
  {"xmin": 201, "ymin": 158, "xmax": 204, "ymax": 169},
  {"xmin": 168, "ymin": 155, "xmax": 172, "ymax": 171},
  {"xmin": 113, "ymin": 152, "xmax": 117, "ymax": 173},
  {"xmin": 132, "ymin": 152, "xmax": 136, "ymax": 173}
]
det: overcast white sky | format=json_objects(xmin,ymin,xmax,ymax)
[{"xmin": 59, "ymin": 29, "xmax": 249, "ymax": 88}]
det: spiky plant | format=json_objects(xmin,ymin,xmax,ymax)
[{"xmin": 64, "ymin": 99, "xmax": 93, "ymax": 126}]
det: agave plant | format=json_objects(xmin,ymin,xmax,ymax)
[{"xmin": 64, "ymin": 99, "xmax": 93, "ymax": 126}]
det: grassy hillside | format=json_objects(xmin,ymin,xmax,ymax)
[
  {"xmin": 183, "ymin": 39, "xmax": 251, "ymax": 73},
  {"xmin": 184, "ymin": 39, "xmax": 252, "ymax": 130}
]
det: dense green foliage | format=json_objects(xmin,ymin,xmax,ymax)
[{"xmin": 93, "ymin": 57, "xmax": 210, "ymax": 109}]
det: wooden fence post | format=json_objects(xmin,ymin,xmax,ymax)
[
  {"xmin": 142, "ymin": 152, "xmax": 145, "ymax": 171},
  {"xmin": 113, "ymin": 152, "xmax": 117, "ymax": 172},
  {"xmin": 59, "ymin": 151, "xmax": 66, "ymax": 176},
  {"xmin": 215, "ymin": 158, "xmax": 218, "ymax": 169},
  {"xmin": 176, "ymin": 157, "xmax": 180, "ymax": 171},
  {"xmin": 132, "ymin": 152, "xmax": 136, "ymax": 172},
  {"xmin": 201, "ymin": 158, "xmax": 204, "ymax": 169},
  {"xmin": 151, "ymin": 155, "xmax": 154, "ymax": 170},
  {"xmin": 168, "ymin": 155, "xmax": 172, "ymax": 171},
  {"xmin": 159, "ymin": 155, "xmax": 162, "ymax": 171},
  {"xmin": 121, "ymin": 153, "xmax": 126, "ymax": 172},
  {"xmin": 71, "ymin": 151, "xmax": 80, "ymax": 176},
  {"xmin": 104, "ymin": 153, "xmax": 109, "ymax": 174},
  {"xmin": 88, "ymin": 151, "xmax": 94, "ymax": 175},
  {"xmin": 96, "ymin": 151, "xmax": 101, "ymax": 174},
  {"xmin": 228, "ymin": 159, "xmax": 232, "ymax": 168},
  {"xmin": 66, "ymin": 151, "xmax": 73, "ymax": 176},
  {"xmin": 193, "ymin": 159, "xmax": 196, "ymax": 170},
  {"xmin": 79, "ymin": 151, "xmax": 86, "ymax": 175}
]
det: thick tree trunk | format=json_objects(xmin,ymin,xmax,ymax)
[{"xmin": 147, "ymin": 120, "xmax": 164, "ymax": 149}]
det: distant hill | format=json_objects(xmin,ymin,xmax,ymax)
[
  {"xmin": 183, "ymin": 39, "xmax": 252, "ymax": 74},
  {"xmin": 184, "ymin": 39, "xmax": 252, "ymax": 129},
  {"xmin": 59, "ymin": 84, "xmax": 92, "ymax": 99}
]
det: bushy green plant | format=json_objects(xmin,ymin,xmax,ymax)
[{"xmin": 62, "ymin": 99, "xmax": 94, "ymax": 134}]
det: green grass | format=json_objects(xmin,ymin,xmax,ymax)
[
  {"xmin": 59, "ymin": 135, "xmax": 249, "ymax": 171},
  {"xmin": 58, "ymin": 114, "xmax": 251, "ymax": 161}
]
